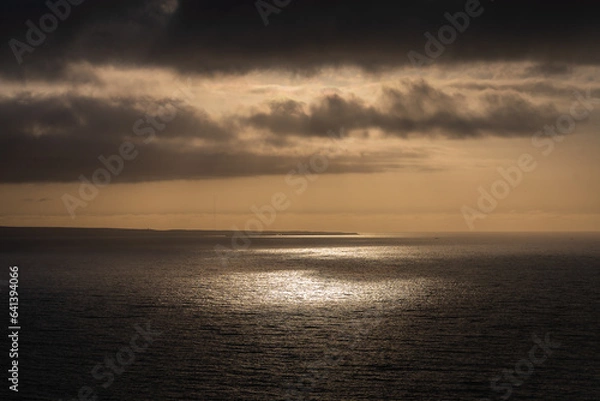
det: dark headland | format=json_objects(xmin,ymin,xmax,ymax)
[{"xmin": 0, "ymin": 226, "xmax": 358, "ymax": 252}]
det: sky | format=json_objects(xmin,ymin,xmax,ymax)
[{"xmin": 0, "ymin": 0, "xmax": 599, "ymax": 232}]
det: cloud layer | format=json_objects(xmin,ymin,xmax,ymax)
[
  {"xmin": 2, "ymin": 0, "xmax": 600, "ymax": 78},
  {"xmin": 1, "ymin": 0, "xmax": 598, "ymax": 183},
  {"xmin": 0, "ymin": 74, "xmax": 579, "ymax": 183}
]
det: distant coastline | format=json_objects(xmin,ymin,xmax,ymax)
[{"xmin": 0, "ymin": 226, "xmax": 358, "ymax": 239}]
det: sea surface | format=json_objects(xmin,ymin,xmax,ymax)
[{"xmin": 1, "ymin": 231, "xmax": 599, "ymax": 400}]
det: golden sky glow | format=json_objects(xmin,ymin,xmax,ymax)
[
  {"xmin": 1, "ymin": 61, "xmax": 599, "ymax": 232},
  {"xmin": 1, "ymin": 1, "xmax": 599, "ymax": 232}
]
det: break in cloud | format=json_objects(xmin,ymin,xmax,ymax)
[{"xmin": 0, "ymin": 0, "xmax": 599, "ymax": 183}]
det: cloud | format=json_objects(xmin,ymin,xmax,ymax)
[
  {"xmin": 245, "ymin": 81, "xmax": 559, "ymax": 139},
  {"xmin": 0, "ymin": 91, "xmax": 240, "ymax": 182},
  {"xmin": 0, "ymin": 92, "xmax": 232, "ymax": 141},
  {"xmin": 0, "ymin": 89, "xmax": 434, "ymax": 182},
  {"xmin": 0, "ymin": 74, "xmax": 580, "ymax": 183},
  {"xmin": 0, "ymin": 136, "xmax": 425, "ymax": 183},
  {"xmin": 1, "ymin": 0, "xmax": 599, "ymax": 79}
]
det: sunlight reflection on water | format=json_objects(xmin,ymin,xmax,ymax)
[
  {"xmin": 176, "ymin": 245, "xmax": 438, "ymax": 309},
  {"xmin": 249, "ymin": 245, "xmax": 424, "ymax": 260},
  {"xmin": 218, "ymin": 269, "xmax": 430, "ymax": 307}
]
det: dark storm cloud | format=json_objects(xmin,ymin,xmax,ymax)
[
  {"xmin": 1, "ymin": 0, "xmax": 596, "ymax": 183},
  {"xmin": 0, "ymin": 77, "xmax": 569, "ymax": 183},
  {"xmin": 2, "ymin": 0, "xmax": 599, "ymax": 78},
  {"xmin": 0, "ymin": 90, "xmax": 429, "ymax": 182},
  {"xmin": 244, "ymin": 81, "xmax": 559, "ymax": 139},
  {"xmin": 0, "ymin": 128, "xmax": 415, "ymax": 183},
  {"xmin": 0, "ymin": 91, "xmax": 242, "ymax": 182},
  {"xmin": 0, "ymin": 92, "xmax": 232, "ymax": 141}
]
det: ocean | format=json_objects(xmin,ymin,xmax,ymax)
[{"xmin": 1, "ymin": 230, "xmax": 599, "ymax": 400}]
